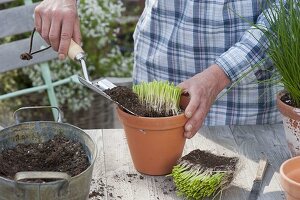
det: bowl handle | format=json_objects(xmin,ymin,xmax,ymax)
[
  {"xmin": 14, "ymin": 171, "xmax": 70, "ymax": 198},
  {"xmin": 13, "ymin": 106, "xmax": 63, "ymax": 124},
  {"xmin": 14, "ymin": 171, "xmax": 70, "ymax": 182}
]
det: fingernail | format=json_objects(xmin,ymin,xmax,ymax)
[
  {"xmin": 184, "ymin": 132, "xmax": 191, "ymax": 138},
  {"xmin": 186, "ymin": 124, "xmax": 193, "ymax": 132},
  {"xmin": 185, "ymin": 111, "xmax": 192, "ymax": 118},
  {"xmin": 59, "ymin": 54, "xmax": 65, "ymax": 60}
]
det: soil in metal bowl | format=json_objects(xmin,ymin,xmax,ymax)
[
  {"xmin": 0, "ymin": 134, "xmax": 90, "ymax": 182},
  {"xmin": 104, "ymin": 86, "xmax": 176, "ymax": 117}
]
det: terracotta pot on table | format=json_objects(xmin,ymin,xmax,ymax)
[
  {"xmin": 277, "ymin": 91, "xmax": 300, "ymax": 157},
  {"xmin": 117, "ymin": 107, "xmax": 188, "ymax": 176},
  {"xmin": 280, "ymin": 156, "xmax": 300, "ymax": 200}
]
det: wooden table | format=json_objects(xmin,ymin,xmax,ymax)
[{"xmin": 87, "ymin": 125, "xmax": 290, "ymax": 200}]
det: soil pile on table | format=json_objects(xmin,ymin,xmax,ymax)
[
  {"xmin": 0, "ymin": 134, "xmax": 90, "ymax": 181},
  {"xmin": 104, "ymin": 86, "xmax": 163, "ymax": 117}
]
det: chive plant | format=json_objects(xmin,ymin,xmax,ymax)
[
  {"xmin": 169, "ymin": 150, "xmax": 238, "ymax": 200},
  {"xmin": 255, "ymin": 0, "xmax": 300, "ymax": 106},
  {"xmin": 132, "ymin": 81, "xmax": 182, "ymax": 116},
  {"xmin": 171, "ymin": 165, "xmax": 228, "ymax": 200}
]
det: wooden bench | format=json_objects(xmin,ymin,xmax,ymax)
[{"xmin": 0, "ymin": 0, "xmax": 78, "ymax": 119}]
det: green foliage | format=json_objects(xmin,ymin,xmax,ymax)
[
  {"xmin": 170, "ymin": 164, "xmax": 228, "ymax": 200},
  {"xmin": 261, "ymin": 0, "xmax": 300, "ymax": 106},
  {"xmin": 77, "ymin": 0, "xmax": 134, "ymax": 79},
  {"xmin": 132, "ymin": 81, "xmax": 182, "ymax": 116},
  {"xmin": 241, "ymin": 0, "xmax": 300, "ymax": 106}
]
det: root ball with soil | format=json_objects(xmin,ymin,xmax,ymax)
[{"xmin": 169, "ymin": 149, "xmax": 239, "ymax": 200}]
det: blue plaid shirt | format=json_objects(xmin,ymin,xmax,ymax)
[{"xmin": 132, "ymin": 0, "xmax": 283, "ymax": 125}]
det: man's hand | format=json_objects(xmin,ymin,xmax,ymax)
[
  {"xmin": 34, "ymin": 0, "xmax": 81, "ymax": 60},
  {"xmin": 178, "ymin": 64, "xmax": 231, "ymax": 139}
]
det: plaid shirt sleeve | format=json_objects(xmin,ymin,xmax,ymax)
[{"xmin": 215, "ymin": 1, "xmax": 281, "ymax": 83}]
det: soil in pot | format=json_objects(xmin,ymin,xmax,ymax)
[
  {"xmin": 0, "ymin": 134, "xmax": 90, "ymax": 182},
  {"xmin": 281, "ymin": 93, "xmax": 300, "ymax": 108},
  {"xmin": 104, "ymin": 86, "xmax": 181, "ymax": 117}
]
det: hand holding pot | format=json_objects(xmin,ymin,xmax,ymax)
[
  {"xmin": 178, "ymin": 64, "xmax": 230, "ymax": 139},
  {"xmin": 34, "ymin": 0, "xmax": 81, "ymax": 60}
]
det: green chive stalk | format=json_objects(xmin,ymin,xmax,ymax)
[
  {"xmin": 250, "ymin": 0, "xmax": 300, "ymax": 106},
  {"xmin": 170, "ymin": 164, "xmax": 233, "ymax": 200},
  {"xmin": 133, "ymin": 81, "xmax": 182, "ymax": 116},
  {"xmin": 169, "ymin": 149, "xmax": 238, "ymax": 200}
]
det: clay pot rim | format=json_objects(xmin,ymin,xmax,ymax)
[
  {"xmin": 280, "ymin": 156, "xmax": 300, "ymax": 187},
  {"xmin": 276, "ymin": 90, "xmax": 300, "ymax": 121},
  {"xmin": 116, "ymin": 106, "xmax": 188, "ymax": 130},
  {"xmin": 116, "ymin": 106, "xmax": 186, "ymax": 120}
]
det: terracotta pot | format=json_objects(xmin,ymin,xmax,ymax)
[
  {"xmin": 277, "ymin": 91, "xmax": 300, "ymax": 157},
  {"xmin": 280, "ymin": 156, "xmax": 300, "ymax": 200},
  {"xmin": 117, "ymin": 107, "xmax": 188, "ymax": 175}
]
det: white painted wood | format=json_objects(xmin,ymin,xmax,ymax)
[
  {"xmin": 0, "ymin": 36, "xmax": 57, "ymax": 73},
  {"xmin": 0, "ymin": 3, "xmax": 38, "ymax": 38},
  {"xmin": 198, "ymin": 126, "xmax": 249, "ymax": 200},
  {"xmin": 88, "ymin": 126, "xmax": 287, "ymax": 200},
  {"xmin": 0, "ymin": 0, "xmax": 14, "ymax": 4},
  {"xmin": 85, "ymin": 130, "xmax": 109, "ymax": 200},
  {"xmin": 102, "ymin": 129, "xmax": 141, "ymax": 200},
  {"xmin": 0, "ymin": 2, "xmax": 57, "ymax": 73},
  {"xmin": 231, "ymin": 125, "xmax": 288, "ymax": 200}
]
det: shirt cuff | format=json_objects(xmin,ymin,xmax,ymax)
[
  {"xmin": 215, "ymin": 44, "xmax": 252, "ymax": 82},
  {"xmin": 215, "ymin": 28, "xmax": 267, "ymax": 83}
]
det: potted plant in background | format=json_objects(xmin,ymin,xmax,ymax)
[
  {"xmin": 255, "ymin": 0, "xmax": 300, "ymax": 157},
  {"xmin": 247, "ymin": 0, "xmax": 300, "ymax": 199},
  {"xmin": 105, "ymin": 81, "xmax": 188, "ymax": 175}
]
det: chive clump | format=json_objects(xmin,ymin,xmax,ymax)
[
  {"xmin": 133, "ymin": 81, "xmax": 182, "ymax": 116},
  {"xmin": 169, "ymin": 150, "xmax": 238, "ymax": 200}
]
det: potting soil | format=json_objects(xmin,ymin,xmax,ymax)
[
  {"xmin": 104, "ymin": 86, "xmax": 176, "ymax": 117},
  {"xmin": 0, "ymin": 134, "xmax": 90, "ymax": 182}
]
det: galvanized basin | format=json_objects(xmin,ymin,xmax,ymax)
[{"xmin": 0, "ymin": 107, "xmax": 97, "ymax": 200}]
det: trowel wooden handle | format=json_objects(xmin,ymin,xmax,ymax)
[{"xmin": 68, "ymin": 39, "xmax": 84, "ymax": 61}]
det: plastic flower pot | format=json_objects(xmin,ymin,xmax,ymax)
[
  {"xmin": 117, "ymin": 107, "xmax": 187, "ymax": 175},
  {"xmin": 280, "ymin": 156, "xmax": 300, "ymax": 200},
  {"xmin": 277, "ymin": 91, "xmax": 300, "ymax": 157}
]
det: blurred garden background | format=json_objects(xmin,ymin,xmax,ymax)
[{"xmin": 0, "ymin": 0, "xmax": 144, "ymax": 128}]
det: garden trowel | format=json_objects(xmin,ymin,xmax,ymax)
[
  {"xmin": 248, "ymin": 156, "xmax": 268, "ymax": 200},
  {"xmin": 68, "ymin": 40, "xmax": 138, "ymax": 116}
]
